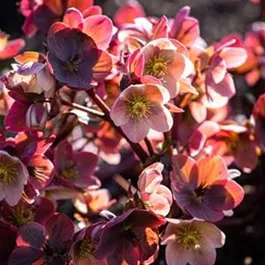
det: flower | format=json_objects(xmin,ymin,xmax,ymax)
[
  {"xmin": 47, "ymin": 22, "xmax": 112, "ymax": 89},
  {"xmin": 9, "ymin": 213, "xmax": 75, "ymax": 265},
  {"xmin": 0, "ymin": 31, "xmax": 25, "ymax": 60},
  {"xmin": 161, "ymin": 219, "xmax": 225, "ymax": 265},
  {"xmin": 137, "ymin": 162, "xmax": 173, "ymax": 216},
  {"xmin": 0, "ymin": 150, "xmax": 29, "ymax": 206},
  {"xmin": 54, "ymin": 140, "xmax": 100, "ymax": 189},
  {"xmin": 171, "ymin": 155, "xmax": 244, "ymax": 222},
  {"xmin": 94, "ymin": 208, "xmax": 165, "ymax": 265},
  {"xmin": 128, "ymin": 38, "xmax": 194, "ymax": 98},
  {"xmin": 110, "ymin": 83, "xmax": 178, "ymax": 143},
  {"xmin": 71, "ymin": 224, "xmax": 107, "ymax": 265}
]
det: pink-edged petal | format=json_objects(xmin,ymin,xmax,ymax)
[
  {"xmin": 152, "ymin": 16, "xmax": 169, "ymax": 39},
  {"xmin": 62, "ymin": 8, "xmax": 84, "ymax": 29},
  {"xmin": 110, "ymin": 98, "xmax": 130, "ymax": 127},
  {"xmin": 127, "ymin": 49, "xmax": 144, "ymax": 78},
  {"xmin": 171, "ymin": 154, "xmax": 197, "ymax": 188},
  {"xmin": 196, "ymin": 155, "xmax": 228, "ymax": 185},
  {"xmin": 121, "ymin": 119, "xmax": 149, "ymax": 143},
  {"xmin": 208, "ymin": 56, "xmax": 226, "ymax": 84},
  {"xmin": 219, "ymin": 47, "xmax": 247, "ymax": 69},
  {"xmin": 83, "ymin": 15, "xmax": 113, "ymax": 50},
  {"xmin": 144, "ymin": 84, "xmax": 170, "ymax": 104},
  {"xmin": 207, "ymin": 73, "xmax": 236, "ymax": 99},
  {"xmin": 141, "ymin": 75, "xmax": 163, "ymax": 86},
  {"xmin": 147, "ymin": 105, "xmax": 173, "ymax": 132},
  {"xmin": 92, "ymin": 50, "xmax": 113, "ymax": 79},
  {"xmin": 224, "ymin": 180, "xmax": 244, "ymax": 208},
  {"xmin": 189, "ymin": 101, "xmax": 207, "ymax": 123},
  {"xmin": 22, "ymin": 14, "xmax": 38, "ymax": 37},
  {"xmin": 138, "ymin": 162, "xmax": 164, "ymax": 193}
]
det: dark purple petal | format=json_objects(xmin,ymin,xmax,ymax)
[
  {"xmin": 17, "ymin": 222, "xmax": 45, "ymax": 248},
  {"xmin": 8, "ymin": 246, "xmax": 43, "ymax": 265},
  {"xmin": 46, "ymin": 213, "xmax": 74, "ymax": 251}
]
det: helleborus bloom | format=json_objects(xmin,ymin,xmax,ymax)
[
  {"xmin": 71, "ymin": 224, "xmax": 107, "ymax": 265},
  {"xmin": 138, "ymin": 162, "xmax": 173, "ymax": 216},
  {"xmin": 54, "ymin": 140, "xmax": 100, "ymax": 189},
  {"xmin": 0, "ymin": 197, "xmax": 55, "ymax": 227},
  {"xmin": 161, "ymin": 219, "xmax": 225, "ymax": 265},
  {"xmin": 0, "ymin": 31, "xmax": 25, "ymax": 60},
  {"xmin": 9, "ymin": 213, "xmax": 75, "ymax": 265},
  {"xmin": 110, "ymin": 83, "xmax": 178, "ymax": 143},
  {"xmin": 94, "ymin": 208, "xmax": 165, "ymax": 265},
  {"xmin": 171, "ymin": 155, "xmax": 244, "ymax": 222},
  {"xmin": 204, "ymin": 121, "xmax": 258, "ymax": 173},
  {"xmin": 129, "ymin": 38, "xmax": 194, "ymax": 98},
  {"xmin": 0, "ymin": 151, "xmax": 29, "ymax": 206},
  {"xmin": 47, "ymin": 22, "xmax": 112, "ymax": 89}
]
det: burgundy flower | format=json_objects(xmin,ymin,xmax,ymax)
[
  {"xmin": 94, "ymin": 208, "xmax": 165, "ymax": 265},
  {"xmin": 9, "ymin": 213, "xmax": 75, "ymax": 265},
  {"xmin": 54, "ymin": 140, "xmax": 100, "ymax": 189},
  {"xmin": 47, "ymin": 22, "xmax": 112, "ymax": 89}
]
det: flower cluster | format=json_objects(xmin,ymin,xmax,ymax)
[{"xmin": 0, "ymin": 0, "xmax": 264, "ymax": 265}]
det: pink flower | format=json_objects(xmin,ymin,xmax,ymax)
[
  {"xmin": 161, "ymin": 219, "xmax": 225, "ymax": 265},
  {"xmin": 0, "ymin": 31, "xmax": 25, "ymax": 60},
  {"xmin": 138, "ymin": 162, "xmax": 173, "ymax": 216},
  {"xmin": 0, "ymin": 151, "xmax": 29, "ymax": 206},
  {"xmin": 171, "ymin": 155, "xmax": 244, "ymax": 222},
  {"xmin": 110, "ymin": 83, "xmax": 178, "ymax": 143},
  {"xmin": 129, "ymin": 38, "xmax": 194, "ymax": 98}
]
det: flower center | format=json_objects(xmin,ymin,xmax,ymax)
[
  {"xmin": 0, "ymin": 31, "xmax": 8, "ymax": 51},
  {"xmin": 79, "ymin": 238, "xmax": 96, "ymax": 259},
  {"xmin": 66, "ymin": 54, "xmax": 80, "ymax": 73},
  {"xmin": 0, "ymin": 154, "xmax": 17, "ymax": 186},
  {"xmin": 176, "ymin": 224, "xmax": 201, "ymax": 250},
  {"xmin": 126, "ymin": 96, "xmax": 151, "ymax": 120},
  {"xmin": 62, "ymin": 161, "xmax": 78, "ymax": 180},
  {"xmin": 145, "ymin": 55, "xmax": 169, "ymax": 78},
  {"xmin": 144, "ymin": 227, "xmax": 158, "ymax": 246},
  {"xmin": 9, "ymin": 205, "xmax": 35, "ymax": 226}
]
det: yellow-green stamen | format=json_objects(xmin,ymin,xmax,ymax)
[
  {"xmin": 145, "ymin": 55, "xmax": 169, "ymax": 79},
  {"xmin": 79, "ymin": 238, "xmax": 96, "ymax": 259},
  {"xmin": 175, "ymin": 224, "xmax": 201, "ymax": 250},
  {"xmin": 10, "ymin": 205, "xmax": 35, "ymax": 226},
  {"xmin": 126, "ymin": 96, "xmax": 151, "ymax": 120},
  {"xmin": 0, "ymin": 157, "xmax": 16, "ymax": 186}
]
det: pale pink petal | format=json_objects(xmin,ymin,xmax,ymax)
[
  {"xmin": 127, "ymin": 49, "xmax": 144, "ymax": 78},
  {"xmin": 189, "ymin": 101, "xmax": 207, "ymax": 123},
  {"xmin": 138, "ymin": 162, "xmax": 164, "ymax": 193},
  {"xmin": 92, "ymin": 50, "xmax": 113, "ymax": 79},
  {"xmin": 179, "ymin": 78, "xmax": 198, "ymax": 95},
  {"xmin": 110, "ymin": 98, "xmax": 130, "ymax": 127},
  {"xmin": 147, "ymin": 105, "xmax": 173, "ymax": 132},
  {"xmin": 165, "ymin": 240, "xmax": 190, "ymax": 265},
  {"xmin": 189, "ymin": 244, "xmax": 216, "ymax": 265},
  {"xmin": 224, "ymin": 180, "xmax": 244, "ymax": 208},
  {"xmin": 219, "ymin": 47, "xmax": 247, "ymax": 69},
  {"xmin": 121, "ymin": 119, "xmax": 149, "ymax": 143},
  {"xmin": 83, "ymin": 15, "xmax": 113, "ymax": 50},
  {"xmin": 208, "ymin": 56, "xmax": 226, "ymax": 84}
]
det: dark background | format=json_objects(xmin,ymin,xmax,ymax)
[{"xmin": 0, "ymin": 1, "xmax": 264, "ymax": 265}]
